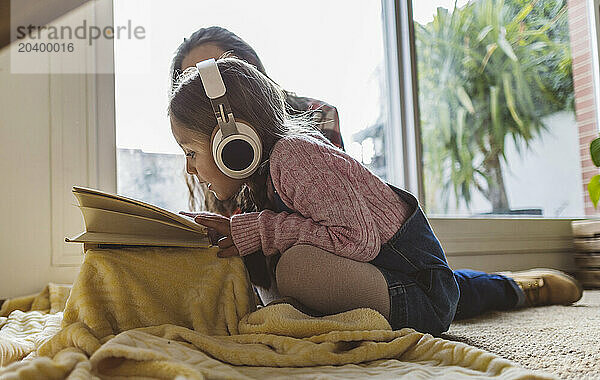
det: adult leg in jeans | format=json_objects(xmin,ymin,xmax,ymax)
[{"xmin": 453, "ymin": 269, "xmax": 525, "ymax": 320}]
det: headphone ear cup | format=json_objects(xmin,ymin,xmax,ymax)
[{"xmin": 212, "ymin": 121, "xmax": 262, "ymax": 179}]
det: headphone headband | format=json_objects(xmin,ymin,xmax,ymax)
[
  {"xmin": 196, "ymin": 59, "xmax": 226, "ymax": 98},
  {"xmin": 196, "ymin": 59, "xmax": 237, "ymax": 138}
]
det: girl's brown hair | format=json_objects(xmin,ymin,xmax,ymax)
[{"xmin": 168, "ymin": 57, "xmax": 328, "ymax": 288}]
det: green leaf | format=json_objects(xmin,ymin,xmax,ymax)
[
  {"xmin": 477, "ymin": 25, "xmax": 493, "ymax": 42},
  {"xmin": 479, "ymin": 43, "xmax": 498, "ymax": 73},
  {"xmin": 490, "ymin": 86, "xmax": 503, "ymax": 147},
  {"xmin": 590, "ymin": 138, "xmax": 600, "ymax": 167},
  {"xmin": 456, "ymin": 107, "xmax": 466, "ymax": 150},
  {"xmin": 537, "ymin": 5, "xmax": 567, "ymax": 34},
  {"xmin": 589, "ymin": 175, "xmax": 600, "ymax": 208},
  {"xmin": 457, "ymin": 86, "xmax": 475, "ymax": 114},
  {"xmin": 511, "ymin": 1, "xmax": 535, "ymax": 24},
  {"xmin": 529, "ymin": 42, "xmax": 547, "ymax": 51},
  {"xmin": 513, "ymin": 66, "xmax": 535, "ymax": 115},
  {"xmin": 498, "ymin": 27, "xmax": 517, "ymax": 61},
  {"xmin": 502, "ymin": 73, "xmax": 524, "ymax": 128}
]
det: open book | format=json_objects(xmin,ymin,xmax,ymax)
[{"xmin": 65, "ymin": 186, "xmax": 211, "ymax": 248}]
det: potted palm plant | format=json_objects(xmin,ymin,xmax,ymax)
[{"xmin": 416, "ymin": 0, "xmax": 573, "ymax": 214}]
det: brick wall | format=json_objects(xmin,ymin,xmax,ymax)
[{"xmin": 567, "ymin": 0, "xmax": 600, "ymax": 215}]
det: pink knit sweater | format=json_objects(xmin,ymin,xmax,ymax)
[{"xmin": 230, "ymin": 134, "xmax": 412, "ymax": 262}]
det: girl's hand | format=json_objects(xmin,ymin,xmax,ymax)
[{"xmin": 179, "ymin": 211, "xmax": 240, "ymax": 258}]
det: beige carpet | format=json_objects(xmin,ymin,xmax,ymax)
[{"xmin": 441, "ymin": 290, "xmax": 600, "ymax": 380}]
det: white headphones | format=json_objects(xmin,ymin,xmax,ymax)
[{"xmin": 195, "ymin": 58, "xmax": 262, "ymax": 179}]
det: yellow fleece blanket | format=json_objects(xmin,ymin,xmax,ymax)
[{"xmin": 0, "ymin": 247, "xmax": 557, "ymax": 379}]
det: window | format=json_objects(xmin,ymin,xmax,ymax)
[
  {"xmin": 105, "ymin": 0, "xmax": 597, "ymax": 268},
  {"xmin": 113, "ymin": 0, "xmax": 387, "ymax": 211},
  {"xmin": 112, "ymin": 0, "xmax": 599, "ymax": 218},
  {"xmin": 413, "ymin": 0, "xmax": 587, "ymax": 218}
]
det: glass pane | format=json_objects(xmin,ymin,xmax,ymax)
[
  {"xmin": 113, "ymin": 0, "xmax": 386, "ymax": 212},
  {"xmin": 413, "ymin": 0, "xmax": 585, "ymax": 217}
]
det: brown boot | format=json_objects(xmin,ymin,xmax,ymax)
[{"xmin": 493, "ymin": 268, "xmax": 583, "ymax": 307}]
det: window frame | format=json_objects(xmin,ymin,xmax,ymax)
[{"xmin": 47, "ymin": 0, "xmax": 116, "ymax": 267}]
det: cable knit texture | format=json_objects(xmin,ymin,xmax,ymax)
[{"xmin": 230, "ymin": 134, "xmax": 412, "ymax": 262}]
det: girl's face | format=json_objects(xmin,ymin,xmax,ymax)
[{"xmin": 170, "ymin": 116, "xmax": 246, "ymax": 201}]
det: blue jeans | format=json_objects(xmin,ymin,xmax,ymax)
[
  {"xmin": 453, "ymin": 269, "xmax": 525, "ymax": 320},
  {"xmin": 370, "ymin": 184, "xmax": 524, "ymax": 336}
]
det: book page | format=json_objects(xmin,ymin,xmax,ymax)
[
  {"xmin": 72, "ymin": 186, "xmax": 206, "ymax": 233},
  {"xmin": 73, "ymin": 191, "xmax": 195, "ymax": 229},
  {"xmin": 78, "ymin": 206, "xmax": 207, "ymax": 239}
]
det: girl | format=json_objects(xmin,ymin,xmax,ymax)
[
  {"xmin": 170, "ymin": 57, "xmax": 583, "ymax": 337},
  {"xmin": 171, "ymin": 26, "xmax": 346, "ymax": 302},
  {"xmin": 171, "ymin": 26, "xmax": 344, "ymax": 218}
]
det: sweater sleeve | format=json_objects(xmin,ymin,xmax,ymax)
[{"xmin": 230, "ymin": 136, "xmax": 381, "ymax": 262}]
